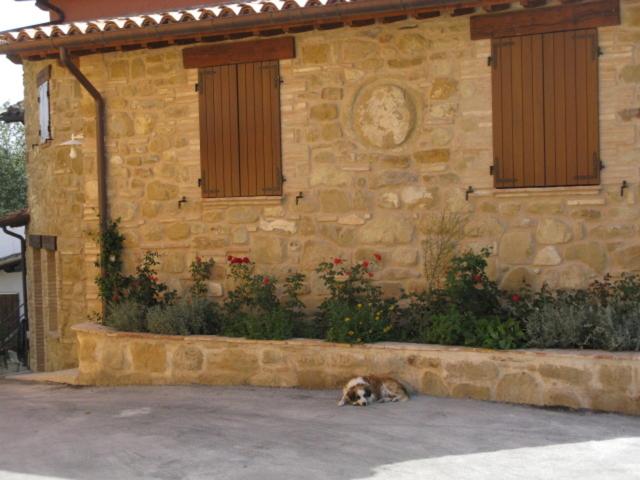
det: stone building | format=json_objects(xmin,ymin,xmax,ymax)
[{"xmin": 0, "ymin": 0, "xmax": 637, "ymax": 371}]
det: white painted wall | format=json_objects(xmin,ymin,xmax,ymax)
[{"xmin": 0, "ymin": 227, "xmax": 25, "ymax": 315}]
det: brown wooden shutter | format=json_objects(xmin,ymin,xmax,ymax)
[
  {"xmin": 198, "ymin": 60, "xmax": 282, "ymax": 198},
  {"xmin": 492, "ymin": 29, "xmax": 599, "ymax": 188}
]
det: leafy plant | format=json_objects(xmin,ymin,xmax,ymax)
[
  {"xmin": 146, "ymin": 297, "xmax": 219, "ymax": 336},
  {"xmin": 444, "ymin": 248, "xmax": 501, "ymax": 318},
  {"xmin": 104, "ymin": 299, "xmax": 147, "ymax": 332},
  {"xmin": 315, "ymin": 255, "xmax": 392, "ymax": 342},
  {"xmin": 523, "ymin": 275, "xmax": 640, "ymax": 351},
  {"xmin": 0, "ymin": 110, "xmax": 27, "ymax": 215},
  {"xmin": 221, "ymin": 256, "xmax": 305, "ymax": 340},
  {"xmin": 124, "ymin": 251, "xmax": 177, "ymax": 308},
  {"xmin": 95, "ymin": 218, "xmax": 127, "ymax": 305},
  {"xmin": 325, "ymin": 300, "xmax": 396, "ymax": 344},
  {"xmin": 189, "ymin": 256, "xmax": 215, "ymax": 297},
  {"xmin": 95, "ymin": 220, "xmax": 175, "ymax": 309}
]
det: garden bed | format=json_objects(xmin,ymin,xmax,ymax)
[{"xmin": 73, "ymin": 323, "xmax": 640, "ymax": 416}]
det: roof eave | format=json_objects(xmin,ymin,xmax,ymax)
[{"xmin": 0, "ymin": 0, "xmax": 512, "ymax": 60}]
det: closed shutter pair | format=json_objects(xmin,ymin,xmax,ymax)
[
  {"xmin": 492, "ymin": 29, "xmax": 600, "ymax": 188},
  {"xmin": 198, "ymin": 60, "xmax": 283, "ymax": 198}
]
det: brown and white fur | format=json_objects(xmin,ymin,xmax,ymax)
[{"xmin": 338, "ymin": 375, "xmax": 409, "ymax": 406}]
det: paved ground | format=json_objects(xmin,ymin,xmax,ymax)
[{"xmin": 0, "ymin": 380, "xmax": 639, "ymax": 480}]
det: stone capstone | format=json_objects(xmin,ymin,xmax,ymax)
[{"xmin": 353, "ymin": 83, "xmax": 415, "ymax": 149}]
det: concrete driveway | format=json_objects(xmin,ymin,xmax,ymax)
[{"xmin": 0, "ymin": 380, "xmax": 639, "ymax": 480}]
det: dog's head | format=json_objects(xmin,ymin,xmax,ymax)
[{"xmin": 338, "ymin": 383, "xmax": 373, "ymax": 407}]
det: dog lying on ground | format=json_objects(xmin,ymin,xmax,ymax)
[{"xmin": 338, "ymin": 375, "xmax": 409, "ymax": 406}]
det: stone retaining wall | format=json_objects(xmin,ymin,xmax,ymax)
[{"xmin": 74, "ymin": 323, "xmax": 640, "ymax": 415}]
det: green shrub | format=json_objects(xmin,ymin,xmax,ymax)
[
  {"xmin": 220, "ymin": 256, "xmax": 305, "ymax": 339},
  {"xmin": 444, "ymin": 248, "xmax": 502, "ymax": 317},
  {"xmin": 419, "ymin": 308, "xmax": 524, "ymax": 350},
  {"xmin": 242, "ymin": 307, "xmax": 295, "ymax": 340},
  {"xmin": 146, "ymin": 297, "xmax": 219, "ymax": 336},
  {"xmin": 525, "ymin": 296, "xmax": 640, "ymax": 351},
  {"xmin": 189, "ymin": 256, "xmax": 215, "ymax": 298},
  {"xmin": 104, "ymin": 300, "xmax": 147, "ymax": 332},
  {"xmin": 325, "ymin": 300, "xmax": 395, "ymax": 344},
  {"xmin": 95, "ymin": 221, "xmax": 176, "ymax": 309},
  {"xmin": 316, "ymin": 255, "xmax": 395, "ymax": 343}
]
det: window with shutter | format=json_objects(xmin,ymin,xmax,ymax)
[
  {"xmin": 37, "ymin": 66, "xmax": 52, "ymax": 144},
  {"xmin": 491, "ymin": 29, "xmax": 600, "ymax": 188},
  {"xmin": 198, "ymin": 60, "xmax": 283, "ymax": 198}
]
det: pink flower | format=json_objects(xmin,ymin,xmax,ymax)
[
  {"xmin": 373, "ymin": 253, "xmax": 382, "ymax": 262},
  {"xmin": 362, "ymin": 260, "xmax": 370, "ymax": 269},
  {"xmin": 333, "ymin": 258, "xmax": 343, "ymax": 265},
  {"xmin": 472, "ymin": 274, "xmax": 482, "ymax": 283},
  {"xmin": 511, "ymin": 294, "xmax": 521, "ymax": 303},
  {"xmin": 368, "ymin": 272, "xmax": 374, "ymax": 278}
]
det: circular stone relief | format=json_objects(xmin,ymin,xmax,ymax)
[{"xmin": 352, "ymin": 83, "xmax": 415, "ymax": 149}]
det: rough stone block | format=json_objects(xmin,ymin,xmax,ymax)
[
  {"xmin": 131, "ymin": 343, "xmax": 167, "ymax": 374},
  {"xmin": 173, "ymin": 346, "xmax": 204, "ymax": 372},
  {"xmin": 496, "ymin": 372, "xmax": 542, "ymax": 405}
]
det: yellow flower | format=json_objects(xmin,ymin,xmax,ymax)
[
  {"xmin": 344, "ymin": 317, "xmax": 351, "ymax": 323},
  {"xmin": 348, "ymin": 330, "xmax": 354, "ymax": 336},
  {"xmin": 357, "ymin": 338, "xmax": 362, "ymax": 343},
  {"xmin": 357, "ymin": 304, "xmax": 363, "ymax": 309}
]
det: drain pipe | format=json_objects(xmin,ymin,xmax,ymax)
[{"xmin": 58, "ymin": 47, "xmax": 108, "ymax": 314}]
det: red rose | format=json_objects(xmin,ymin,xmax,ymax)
[
  {"xmin": 368, "ymin": 272, "xmax": 374, "ymax": 278},
  {"xmin": 242, "ymin": 257, "xmax": 250, "ymax": 264},
  {"xmin": 333, "ymin": 258, "xmax": 343, "ymax": 265},
  {"xmin": 472, "ymin": 274, "xmax": 482, "ymax": 283},
  {"xmin": 263, "ymin": 277, "xmax": 270, "ymax": 285},
  {"xmin": 227, "ymin": 255, "xmax": 233, "ymax": 261},
  {"xmin": 362, "ymin": 260, "xmax": 370, "ymax": 269},
  {"xmin": 373, "ymin": 253, "xmax": 382, "ymax": 262},
  {"xmin": 511, "ymin": 294, "xmax": 521, "ymax": 303},
  {"xmin": 231, "ymin": 257, "xmax": 242, "ymax": 264}
]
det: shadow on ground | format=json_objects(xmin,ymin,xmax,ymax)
[{"xmin": 0, "ymin": 380, "xmax": 638, "ymax": 480}]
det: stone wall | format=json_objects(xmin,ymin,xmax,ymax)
[
  {"xmin": 23, "ymin": 2, "xmax": 640, "ymax": 369},
  {"xmin": 74, "ymin": 324, "xmax": 640, "ymax": 415}
]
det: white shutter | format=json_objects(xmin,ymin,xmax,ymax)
[{"xmin": 38, "ymin": 81, "xmax": 50, "ymax": 143}]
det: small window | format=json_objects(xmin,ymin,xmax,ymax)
[
  {"xmin": 37, "ymin": 65, "xmax": 52, "ymax": 144},
  {"xmin": 197, "ymin": 61, "xmax": 283, "ymax": 198},
  {"xmin": 491, "ymin": 29, "xmax": 600, "ymax": 188}
]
